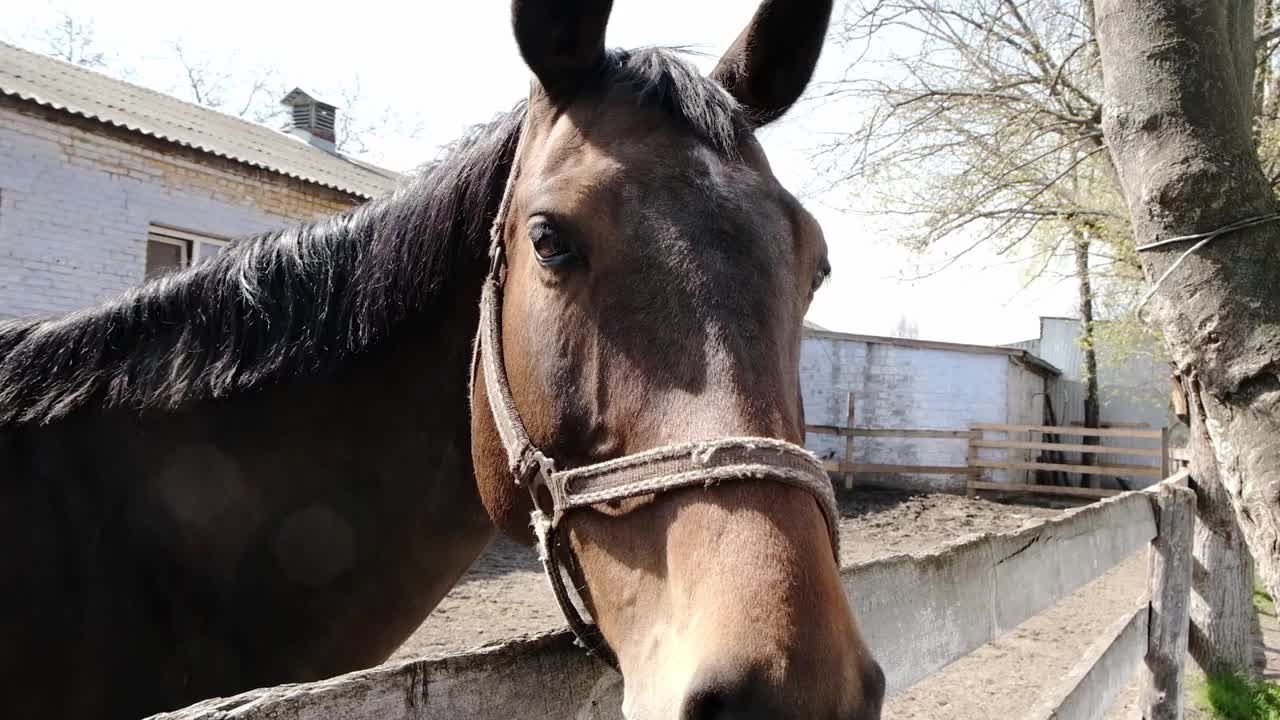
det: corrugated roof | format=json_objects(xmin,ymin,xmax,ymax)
[
  {"xmin": 804, "ymin": 327, "xmax": 1063, "ymax": 377},
  {"xmin": 0, "ymin": 41, "xmax": 403, "ymax": 200}
]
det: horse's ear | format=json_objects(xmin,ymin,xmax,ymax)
[
  {"xmin": 511, "ymin": 0, "xmax": 614, "ymax": 102},
  {"xmin": 710, "ymin": 0, "xmax": 833, "ymax": 126}
]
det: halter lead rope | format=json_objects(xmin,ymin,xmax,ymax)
[{"xmin": 473, "ymin": 100, "xmax": 841, "ymax": 672}]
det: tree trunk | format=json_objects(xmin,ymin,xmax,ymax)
[
  {"xmin": 1267, "ymin": 0, "xmax": 1280, "ymax": 125},
  {"xmin": 1257, "ymin": 0, "xmax": 1274, "ymax": 121},
  {"xmin": 1186, "ymin": 381, "xmax": 1260, "ymax": 675},
  {"xmin": 1094, "ymin": 0, "xmax": 1280, "ymax": 606},
  {"xmin": 1073, "ymin": 226, "xmax": 1103, "ymax": 488}
]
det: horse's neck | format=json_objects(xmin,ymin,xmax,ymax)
[{"xmin": 2, "ymin": 266, "xmax": 497, "ymax": 717}]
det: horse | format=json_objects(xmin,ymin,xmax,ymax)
[{"xmin": 0, "ymin": 1, "xmax": 884, "ymax": 718}]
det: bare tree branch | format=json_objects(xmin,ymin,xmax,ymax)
[
  {"xmin": 40, "ymin": 13, "xmax": 106, "ymax": 68},
  {"xmin": 820, "ymin": 0, "xmax": 1136, "ymax": 319}
]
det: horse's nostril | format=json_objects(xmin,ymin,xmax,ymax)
[
  {"xmin": 680, "ymin": 660, "xmax": 884, "ymax": 720},
  {"xmin": 680, "ymin": 667, "xmax": 774, "ymax": 720},
  {"xmin": 860, "ymin": 659, "xmax": 886, "ymax": 719}
]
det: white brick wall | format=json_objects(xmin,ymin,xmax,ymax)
[
  {"xmin": 800, "ymin": 335, "xmax": 1018, "ymax": 492},
  {"xmin": 0, "ymin": 105, "xmax": 350, "ymax": 320}
]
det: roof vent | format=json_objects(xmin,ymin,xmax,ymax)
[{"xmin": 280, "ymin": 88, "xmax": 337, "ymax": 153}]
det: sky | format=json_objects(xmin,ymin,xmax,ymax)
[{"xmin": 3, "ymin": 0, "xmax": 1083, "ymax": 346}]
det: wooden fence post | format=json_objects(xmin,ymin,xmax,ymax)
[
  {"xmin": 1160, "ymin": 427, "xmax": 1171, "ymax": 481},
  {"xmin": 1141, "ymin": 482, "xmax": 1195, "ymax": 720},
  {"xmin": 966, "ymin": 427, "xmax": 979, "ymax": 498},
  {"xmin": 844, "ymin": 392, "xmax": 856, "ymax": 491}
]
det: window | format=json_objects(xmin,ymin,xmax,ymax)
[{"xmin": 145, "ymin": 226, "xmax": 230, "ymax": 280}]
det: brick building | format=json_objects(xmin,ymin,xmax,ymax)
[{"xmin": 0, "ymin": 41, "xmax": 401, "ymax": 320}]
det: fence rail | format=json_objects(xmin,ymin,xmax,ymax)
[
  {"xmin": 966, "ymin": 422, "xmax": 1171, "ymax": 499},
  {"xmin": 970, "ymin": 422, "xmax": 1165, "ymax": 440},
  {"xmin": 808, "ymin": 425, "xmax": 978, "ymax": 440},
  {"xmin": 152, "ymin": 471, "xmax": 1196, "ymax": 720},
  {"xmin": 805, "ymin": 411, "xmax": 1172, "ymax": 498},
  {"xmin": 970, "ymin": 457, "xmax": 1164, "ymax": 478},
  {"xmin": 806, "ymin": 391, "xmax": 977, "ymax": 490}
]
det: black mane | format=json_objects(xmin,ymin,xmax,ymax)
[{"xmin": 0, "ymin": 48, "xmax": 747, "ymax": 427}]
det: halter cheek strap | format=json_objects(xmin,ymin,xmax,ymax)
[{"xmin": 472, "ymin": 102, "xmax": 841, "ymax": 672}]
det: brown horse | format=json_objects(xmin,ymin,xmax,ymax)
[{"xmin": 0, "ymin": 1, "xmax": 882, "ymax": 718}]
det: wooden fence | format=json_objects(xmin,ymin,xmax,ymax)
[
  {"xmin": 807, "ymin": 392, "xmax": 977, "ymax": 490},
  {"xmin": 806, "ymin": 403, "xmax": 1173, "ymax": 500},
  {"xmin": 153, "ymin": 471, "xmax": 1197, "ymax": 720},
  {"xmin": 808, "ymin": 423, "xmax": 977, "ymax": 490},
  {"xmin": 966, "ymin": 423, "xmax": 1170, "ymax": 501}
]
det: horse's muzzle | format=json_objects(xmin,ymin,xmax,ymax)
[{"xmin": 678, "ymin": 658, "xmax": 885, "ymax": 720}]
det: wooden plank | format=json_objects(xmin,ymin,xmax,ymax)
[
  {"xmin": 826, "ymin": 463, "xmax": 972, "ymax": 475},
  {"xmin": 1141, "ymin": 483, "xmax": 1195, "ymax": 720},
  {"xmin": 972, "ymin": 439, "xmax": 1164, "ymax": 457},
  {"xmin": 1160, "ymin": 428, "xmax": 1171, "ymax": 481},
  {"xmin": 1025, "ymin": 604, "xmax": 1149, "ymax": 720},
  {"xmin": 848, "ymin": 428, "xmax": 977, "ymax": 439},
  {"xmin": 805, "ymin": 424, "xmax": 846, "ymax": 436},
  {"xmin": 973, "ymin": 423, "xmax": 1164, "ymax": 440},
  {"xmin": 1160, "ymin": 468, "xmax": 1191, "ymax": 488},
  {"xmin": 846, "ymin": 489, "xmax": 1156, "ymax": 696},
  {"xmin": 844, "ymin": 392, "xmax": 856, "ymax": 491},
  {"xmin": 966, "ymin": 432, "xmax": 979, "ymax": 498},
  {"xmin": 1069, "ymin": 421, "xmax": 1153, "ymax": 429},
  {"xmin": 971, "ymin": 458, "xmax": 1164, "ymax": 479},
  {"xmin": 806, "ymin": 425, "xmax": 977, "ymax": 439},
  {"xmin": 968, "ymin": 480, "xmax": 1121, "ymax": 499},
  {"xmin": 1171, "ymin": 375, "xmax": 1189, "ymax": 418}
]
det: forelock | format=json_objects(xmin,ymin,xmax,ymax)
[{"xmin": 600, "ymin": 47, "xmax": 749, "ymax": 157}]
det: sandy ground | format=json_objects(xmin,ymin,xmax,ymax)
[{"xmin": 386, "ymin": 488, "xmax": 1271, "ymax": 718}]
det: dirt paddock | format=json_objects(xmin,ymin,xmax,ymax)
[{"xmin": 385, "ymin": 488, "xmax": 1166, "ymax": 718}]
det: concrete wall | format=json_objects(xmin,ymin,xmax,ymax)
[
  {"xmin": 0, "ymin": 101, "xmax": 359, "ymax": 320},
  {"xmin": 154, "ymin": 487, "xmax": 1160, "ymax": 720},
  {"xmin": 800, "ymin": 333, "xmax": 1016, "ymax": 492}
]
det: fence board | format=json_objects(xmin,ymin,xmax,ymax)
[
  {"xmin": 1025, "ymin": 604, "xmax": 1148, "ymax": 720},
  {"xmin": 807, "ymin": 425, "xmax": 976, "ymax": 439},
  {"xmin": 972, "ymin": 458, "xmax": 1164, "ymax": 478},
  {"xmin": 843, "ymin": 393, "xmax": 856, "ymax": 491},
  {"xmin": 152, "ymin": 488, "xmax": 1161, "ymax": 720},
  {"xmin": 844, "ymin": 490, "xmax": 1156, "ymax": 696},
  {"xmin": 967, "ymin": 481, "xmax": 1121, "ymax": 499},
  {"xmin": 825, "ymin": 462, "xmax": 972, "ymax": 475},
  {"xmin": 973, "ymin": 423, "xmax": 1164, "ymax": 440},
  {"xmin": 973, "ymin": 439, "xmax": 1164, "ymax": 457}
]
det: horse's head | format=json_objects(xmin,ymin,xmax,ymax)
[{"xmin": 470, "ymin": 1, "xmax": 882, "ymax": 717}]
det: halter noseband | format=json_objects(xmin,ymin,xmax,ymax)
[{"xmin": 472, "ymin": 107, "xmax": 841, "ymax": 671}]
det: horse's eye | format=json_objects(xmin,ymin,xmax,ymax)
[
  {"xmin": 812, "ymin": 258, "xmax": 832, "ymax": 293},
  {"xmin": 528, "ymin": 218, "xmax": 573, "ymax": 267}
]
